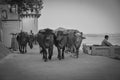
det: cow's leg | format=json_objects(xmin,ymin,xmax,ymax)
[
  {"xmin": 21, "ymin": 45, "xmax": 24, "ymax": 53},
  {"xmin": 48, "ymin": 46, "xmax": 53, "ymax": 60},
  {"xmin": 42, "ymin": 48, "xmax": 47, "ymax": 62},
  {"xmin": 57, "ymin": 47, "xmax": 61, "ymax": 60},
  {"xmin": 62, "ymin": 47, "xmax": 65, "ymax": 59},
  {"xmin": 25, "ymin": 45, "xmax": 27, "ymax": 53},
  {"xmin": 57, "ymin": 47, "xmax": 60, "ymax": 60},
  {"xmin": 73, "ymin": 46, "xmax": 76, "ymax": 56},
  {"xmin": 29, "ymin": 42, "xmax": 33, "ymax": 49},
  {"xmin": 20, "ymin": 45, "xmax": 23, "ymax": 53},
  {"xmin": 31, "ymin": 43, "xmax": 33, "ymax": 49},
  {"xmin": 73, "ymin": 46, "xmax": 76, "ymax": 53},
  {"xmin": 44, "ymin": 50, "xmax": 48, "ymax": 62},
  {"xmin": 19, "ymin": 44, "xmax": 22, "ymax": 53},
  {"xmin": 76, "ymin": 48, "xmax": 79, "ymax": 58},
  {"xmin": 48, "ymin": 48, "xmax": 51, "ymax": 60},
  {"xmin": 19, "ymin": 45, "xmax": 21, "ymax": 53},
  {"xmin": 42, "ymin": 50, "xmax": 45, "ymax": 59},
  {"xmin": 65, "ymin": 46, "xmax": 68, "ymax": 53},
  {"xmin": 22, "ymin": 46, "xmax": 24, "ymax": 53},
  {"xmin": 39, "ymin": 46, "xmax": 43, "ymax": 54},
  {"xmin": 23, "ymin": 47, "xmax": 24, "ymax": 53}
]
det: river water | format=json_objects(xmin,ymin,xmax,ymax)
[{"xmin": 82, "ymin": 35, "xmax": 120, "ymax": 46}]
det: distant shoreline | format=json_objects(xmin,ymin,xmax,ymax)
[{"xmin": 84, "ymin": 33, "xmax": 120, "ymax": 37}]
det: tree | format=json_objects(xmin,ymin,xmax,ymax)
[{"xmin": 5, "ymin": 0, "xmax": 43, "ymax": 17}]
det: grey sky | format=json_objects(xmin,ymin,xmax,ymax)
[{"xmin": 38, "ymin": 0, "xmax": 120, "ymax": 34}]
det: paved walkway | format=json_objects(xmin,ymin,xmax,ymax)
[{"xmin": 0, "ymin": 45, "xmax": 120, "ymax": 80}]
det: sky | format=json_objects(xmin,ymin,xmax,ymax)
[{"xmin": 38, "ymin": 0, "xmax": 120, "ymax": 34}]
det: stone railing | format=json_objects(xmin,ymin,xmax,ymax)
[{"xmin": 82, "ymin": 44, "xmax": 120, "ymax": 59}]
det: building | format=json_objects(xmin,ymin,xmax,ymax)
[
  {"xmin": 21, "ymin": 13, "xmax": 40, "ymax": 34},
  {"xmin": 0, "ymin": 3, "xmax": 20, "ymax": 47},
  {"xmin": 0, "ymin": 0, "xmax": 42, "ymax": 47}
]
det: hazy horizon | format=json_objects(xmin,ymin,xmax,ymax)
[{"xmin": 38, "ymin": 0, "xmax": 120, "ymax": 34}]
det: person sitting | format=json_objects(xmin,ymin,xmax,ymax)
[{"xmin": 101, "ymin": 35, "xmax": 112, "ymax": 46}]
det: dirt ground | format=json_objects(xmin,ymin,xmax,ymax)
[
  {"xmin": 0, "ymin": 42, "xmax": 12, "ymax": 60},
  {"xmin": 0, "ymin": 45, "xmax": 120, "ymax": 80}
]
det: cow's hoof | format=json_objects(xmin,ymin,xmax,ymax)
[
  {"xmin": 62, "ymin": 56, "xmax": 64, "ymax": 59},
  {"xmin": 21, "ymin": 51, "xmax": 24, "ymax": 54},
  {"xmin": 42, "ymin": 57, "xmax": 45, "ymax": 60},
  {"xmin": 44, "ymin": 59, "xmax": 48, "ymax": 62},
  {"xmin": 25, "ymin": 50, "xmax": 27, "ymax": 53},
  {"xmin": 58, "ymin": 57, "xmax": 61, "ymax": 60},
  {"xmin": 40, "ymin": 52, "xmax": 42, "ymax": 55},
  {"xmin": 76, "ymin": 56, "xmax": 79, "ymax": 58},
  {"xmin": 23, "ymin": 51, "xmax": 25, "ymax": 54},
  {"xmin": 48, "ymin": 57, "xmax": 52, "ymax": 60}
]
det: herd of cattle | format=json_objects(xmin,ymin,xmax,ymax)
[{"xmin": 16, "ymin": 28, "xmax": 86, "ymax": 62}]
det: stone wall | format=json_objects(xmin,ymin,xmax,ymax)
[
  {"xmin": 0, "ymin": 42, "xmax": 12, "ymax": 60},
  {"xmin": 0, "ymin": 4, "xmax": 39, "ymax": 47},
  {"xmin": 2, "ymin": 21, "xmax": 20, "ymax": 47},
  {"xmin": 0, "ymin": 4, "xmax": 20, "ymax": 47}
]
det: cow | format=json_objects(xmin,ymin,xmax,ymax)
[
  {"xmin": 67, "ymin": 31, "xmax": 86, "ymax": 58},
  {"xmin": 54, "ymin": 31, "xmax": 68, "ymax": 60},
  {"xmin": 36, "ymin": 28, "xmax": 55, "ymax": 62},
  {"xmin": 16, "ymin": 31, "xmax": 29, "ymax": 53}
]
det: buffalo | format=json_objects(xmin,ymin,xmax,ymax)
[
  {"xmin": 54, "ymin": 31, "xmax": 68, "ymax": 60},
  {"xmin": 36, "ymin": 28, "xmax": 55, "ymax": 62},
  {"xmin": 16, "ymin": 31, "xmax": 29, "ymax": 53},
  {"xmin": 67, "ymin": 30, "xmax": 86, "ymax": 58},
  {"xmin": 55, "ymin": 29, "xmax": 85, "ymax": 59}
]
